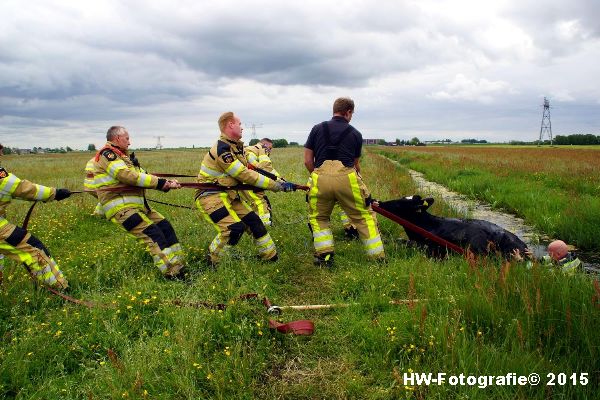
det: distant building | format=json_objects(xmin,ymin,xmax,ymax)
[{"xmin": 363, "ymin": 139, "xmax": 383, "ymax": 145}]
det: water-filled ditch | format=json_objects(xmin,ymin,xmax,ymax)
[{"xmin": 381, "ymin": 156, "xmax": 600, "ymax": 271}]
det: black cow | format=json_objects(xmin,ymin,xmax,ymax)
[{"xmin": 377, "ymin": 195, "xmax": 528, "ymax": 259}]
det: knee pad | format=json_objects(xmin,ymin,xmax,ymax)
[
  {"xmin": 26, "ymin": 235, "xmax": 51, "ymax": 257},
  {"xmin": 228, "ymin": 221, "xmax": 246, "ymax": 245},
  {"xmin": 122, "ymin": 213, "xmax": 144, "ymax": 231},
  {"xmin": 209, "ymin": 206, "xmax": 229, "ymax": 223},
  {"xmin": 156, "ymin": 219, "xmax": 179, "ymax": 247},
  {"xmin": 5, "ymin": 226, "xmax": 27, "ymax": 247},
  {"xmin": 241, "ymin": 212, "xmax": 267, "ymax": 239},
  {"xmin": 141, "ymin": 224, "xmax": 169, "ymax": 250}
]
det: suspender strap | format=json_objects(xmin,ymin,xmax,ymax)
[{"xmin": 321, "ymin": 121, "xmax": 352, "ymax": 160}]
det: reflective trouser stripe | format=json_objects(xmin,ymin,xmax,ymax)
[
  {"xmin": 242, "ymin": 191, "xmax": 271, "ymax": 225},
  {"xmin": 0, "ymin": 242, "xmax": 67, "ymax": 288},
  {"xmin": 362, "ymin": 236, "xmax": 385, "ymax": 256},
  {"xmin": 313, "ymin": 229, "xmax": 334, "ymax": 251},
  {"xmin": 309, "ymin": 163, "xmax": 385, "ymax": 258},
  {"xmin": 94, "ymin": 202, "xmax": 104, "ymax": 216},
  {"xmin": 103, "ymin": 196, "xmax": 145, "ymax": 219},
  {"xmin": 196, "ymin": 193, "xmax": 239, "ymax": 261},
  {"xmin": 338, "ymin": 209, "xmax": 351, "ymax": 228},
  {"xmin": 308, "ymin": 173, "xmax": 321, "ymax": 233},
  {"xmin": 348, "ymin": 172, "xmax": 384, "ymax": 257},
  {"xmin": 110, "ymin": 208, "xmax": 182, "ymax": 274},
  {"xmin": 308, "ymin": 173, "xmax": 335, "ymax": 255},
  {"xmin": 196, "ymin": 192, "xmax": 273, "ymax": 262},
  {"xmin": 255, "ymin": 233, "xmax": 275, "ymax": 258}
]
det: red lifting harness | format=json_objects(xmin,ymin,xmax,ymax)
[{"xmin": 372, "ymin": 203, "xmax": 465, "ymax": 255}]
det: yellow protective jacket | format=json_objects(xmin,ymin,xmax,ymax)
[
  {"xmin": 196, "ymin": 134, "xmax": 280, "ymax": 198},
  {"xmin": 92, "ymin": 142, "xmax": 167, "ymax": 219},
  {"xmin": 0, "ymin": 166, "xmax": 56, "ymax": 229},
  {"xmin": 84, "ymin": 157, "xmax": 99, "ymax": 198},
  {"xmin": 244, "ymin": 144, "xmax": 280, "ymax": 177}
]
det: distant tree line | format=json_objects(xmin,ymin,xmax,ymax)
[
  {"xmin": 2, "ymin": 146, "xmax": 75, "ymax": 154},
  {"xmin": 461, "ymin": 139, "xmax": 488, "ymax": 144},
  {"xmin": 553, "ymin": 134, "xmax": 600, "ymax": 145},
  {"xmin": 510, "ymin": 134, "xmax": 600, "ymax": 146},
  {"xmin": 248, "ymin": 138, "xmax": 292, "ymax": 148},
  {"xmin": 394, "ymin": 137, "xmax": 423, "ymax": 146}
]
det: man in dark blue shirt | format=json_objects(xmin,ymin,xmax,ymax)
[{"xmin": 304, "ymin": 97, "xmax": 385, "ymax": 266}]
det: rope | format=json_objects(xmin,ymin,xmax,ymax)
[
  {"xmin": 172, "ymin": 293, "xmax": 314, "ymax": 335},
  {"xmin": 146, "ymin": 198, "xmax": 194, "ymax": 210}
]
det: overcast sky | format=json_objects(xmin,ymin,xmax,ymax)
[{"xmin": 1, "ymin": 0, "xmax": 599, "ymax": 149}]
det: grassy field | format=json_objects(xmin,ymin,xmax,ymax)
[
  {"xmin": 376, "ymin": 145, "xmax": 600, "ymax": 252},
  {"xmin": 0, "ymin": 148, "xmax": 599, "ymax": 399}
]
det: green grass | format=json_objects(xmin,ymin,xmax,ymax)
[
  {"xmin": 0, "ymin": 149, "xmax": 599, "ymax": 399},
  {"xmin": 376, "ymin": 146, "xmax": 600, "ymax": 251}
]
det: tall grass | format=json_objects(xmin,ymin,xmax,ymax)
[
  {"xmin": 377, "ymin": 145, "xmax": 600, "ymax": 251},
  {"xmin": 0, "ymin": 148, "xmax": 598, "ymax": 399}
]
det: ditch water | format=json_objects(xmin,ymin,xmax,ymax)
[{"xmin": 388, "ymin": 161, "xmax": 600, "ymax": 271}]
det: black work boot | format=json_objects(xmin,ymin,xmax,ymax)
[
  {"xmin": 265, "ymin": 254, "xmax": 279, "ymax": 262},
  {"xmin": 314, "ymin": 252, "xmax": 334, "ymax": 268},
  {"xmin": 165, "ymin": 266, "xmax": 191, "ymax": 282},
  {"xmin": 344, "ymin": 226, "xmax": 359, "ymax": 240}
]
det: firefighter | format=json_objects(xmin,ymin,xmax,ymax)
[
  {"xmin": 304, "ymin": 97, "xmax": 385, "ymax": 266},
  {"xmin": 92, "ymin": 126, "xmax": 187, "ymax": 279},
  {"xmin": 544, "ymin": 240, "xmax": 582, "ymax": 274},
  {"xmin": 241, "ymin": 138, "xmax": 279, "ymax": 226},
  {"xmin": 84, "ymin": 156, "xmax": 104, "ymax": 217},
  {"xmin": 195, "ymin": 112, "xmax": 294, "ymax": 265},
  {"xmin": 0, "ymin": 143, "xmax": 71, "ymax": 289}
]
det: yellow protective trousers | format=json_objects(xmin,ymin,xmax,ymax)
[
  {"xmin": 240, "ymin": 190, "xmax": 272, "ymax": 226},
  {"xmin": 307, "ymin": 160, "xmax": 384, "ymax": 259},
  {"xmin": 0, "ymin": 222, "xmax": 68, "ymax": 289},
  {"xmin": 196, "ymin": 192, "xmax": 277, "ymax": 263},
  {"xmin": 110, "ymin": 207, "xmax": 184, "ymax": 276}
]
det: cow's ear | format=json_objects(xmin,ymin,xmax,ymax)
[{"xmin": 422, "ymin": 197, "xmax": 434, "ymax": 210}]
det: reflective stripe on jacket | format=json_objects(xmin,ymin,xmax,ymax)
[
  {"xmin": 244, "ymin": 144, "xmax": 280, "ymax": 177},
  {"xmin": 196, "ymin": 134, "xmax": 279, "ymax": 199},
  {"xmin": 0, "ymin": 168, "xmax": 56, "ymax": 225},
  {"xmin": 92, "ymin": 142, "xmax": 162, "ymax": 219}
]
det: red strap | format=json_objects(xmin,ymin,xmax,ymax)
[
  {"xmin": 268, "ymin": 319, "xmax": 315, "ymax": 335},
  {"xmin": 94, "ymin": 144, "xmax": 125, "ymax": 162},
  {"xmin": 372, "ymin": 203, "xmax": 465, "ymax": 255}
]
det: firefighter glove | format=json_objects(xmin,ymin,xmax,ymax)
[{"xmin": 55, "ymin": 188, "xmax": 72, "ymax": 201}]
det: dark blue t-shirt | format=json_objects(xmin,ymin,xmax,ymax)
[{"xmin": 304, "ymin": 116, "xmax": 362, "ymax": 168}]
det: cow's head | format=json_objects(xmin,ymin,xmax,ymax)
[{"xmin": 378, "ymin": 195, "xmax": 435, "ymax": 218}]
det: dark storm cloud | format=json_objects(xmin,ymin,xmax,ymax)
[
  {"xmin": 1, "ymin": 0, "xmax": 599, "ymax": 148},
  {"xmin": 505, "ymin": 0, "xmax": 600, "ymax": 57}
]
